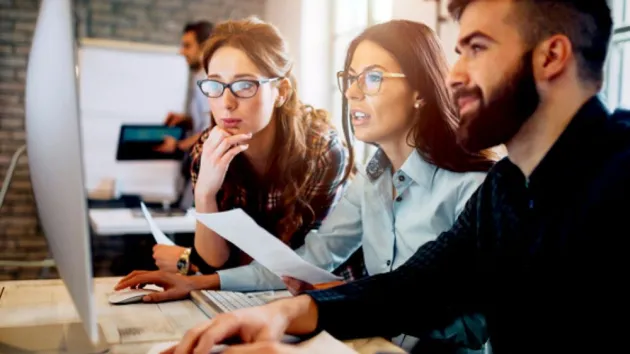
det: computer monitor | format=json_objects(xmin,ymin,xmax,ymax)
[{"xmin": 0, "ymin": 0, "xmax": 107, "ymax": 352}]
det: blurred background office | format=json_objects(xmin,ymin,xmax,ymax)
[{"xmin": 1, "ymin": 0, "xmax": 629, "ymax": 281}]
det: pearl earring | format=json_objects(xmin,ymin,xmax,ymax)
[{"xmin": 414, "ymin": 101, "xmax": 420, "ymax": 109}]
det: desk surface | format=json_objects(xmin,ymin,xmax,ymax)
[
  {"xmin": 89, "ymin": 208, "xmax": 196, "ymax": 236},
  {"xmin": 0, "ymin": 277, "xmax": 404, "ymax": 354}
]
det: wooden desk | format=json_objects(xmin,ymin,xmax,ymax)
[{"xmin": 0, "ymin": 277, "xmax": 404, "ymax": 354}]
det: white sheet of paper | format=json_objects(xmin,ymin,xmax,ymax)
[
  {"xmin": 195, "ymin": 209, "xmax": 342, "ymax": 284},
  {"xmin": 140, "ymin": 202, "xmax": 175, "ymax": 246}
]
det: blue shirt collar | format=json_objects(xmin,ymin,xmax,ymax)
[{"xmin": 365, "ymin": 149, "xmax": 437, "ymax": 189}]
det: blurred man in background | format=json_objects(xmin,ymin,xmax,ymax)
[{"xmin": 156, "ymin": 21, "xmax": 213, "ymax": 157}]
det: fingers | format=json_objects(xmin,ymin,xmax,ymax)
[
  {"xmin": 210, "ymin": 133, "xmax": 252, "ymax": 161},
  {"xmin": 204, "ymin": 126, "xmax": 250, "ymax": 154},
  {"xmin": 218, "ymin": 144, "xmax": 249, "ymax": 168},
  {"xmin": 115, "ymin": 270, "xmax": 150, "ymax": 290},
  {"xmin": 115, "ymin": 271, "xmax": 164, "ymax": 291},
  {"xmin": 203, "ymin": 127, "xmax": 232, "ymax": 153},
  {"xmin": 191, "ymin": 314, "xmax": 241, "ymax": 354},
  {"xmin": 230, "ymin": 342, "xmax": 303, "ymax": 354},
  {"xmin": 281, "ymin": 277, "xmax": 313, "ymax": 296},
  {"xmin": 174, "ymin": 320, "xmax": 215, "ymax": 354},
  {"xmin": 159, "ymin": 344, "xmax": 176, "ymax": 354},
  {"xmin": 312, "ymin": 280, "xmax": 345, "ymax": 290},
  {"xmin": 154, "ymin": 143, "xmax": 170, "ymax": 153},
  {"xmin": 281, "ymin": 277, "xmax": 302, "ymax": 296},
  {"xmin": 165, "ymin": 113, "xmax": 175, "ymax": 126}
]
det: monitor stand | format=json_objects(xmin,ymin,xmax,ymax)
[{"xmin": 0, "ymin": 322, "xmax": 110, "ymax": 354}]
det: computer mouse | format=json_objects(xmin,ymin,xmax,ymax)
[{"xmin": 108, "ymin": 288, "xmax": 160, "ymax": 305}]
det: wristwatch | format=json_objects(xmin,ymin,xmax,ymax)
[{"xmin": 177, "ymin": 248, "xmax": 192, "ymax": 275}]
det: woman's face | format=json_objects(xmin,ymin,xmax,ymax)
[
  {"xmin": 205, "ymin": 46, "xmax": 281, "ymax": 135},
  {"xmin": 344, "ymin": 40, "xmax": 419, "ymax": 145}
]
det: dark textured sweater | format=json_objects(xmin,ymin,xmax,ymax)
[{"xmin": 307, "ymin": 96, "xmax": 630, "ymax": 354}]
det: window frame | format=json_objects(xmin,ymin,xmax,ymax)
[
  {"xmin": 329, "ymin": 0, "xmax": 391, "ymax": 163},
  {"xmin": 604, "ymin": 0, "xmax": 630, "ymax": 109}
]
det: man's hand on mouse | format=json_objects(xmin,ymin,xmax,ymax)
[{"xmin": 115, "ymin": 270, "xmax": 196, "ymax": 302}]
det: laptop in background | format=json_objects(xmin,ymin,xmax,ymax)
[{"xmin": 116, "ymin": 124, "xmax": 185, "ymax": 161}]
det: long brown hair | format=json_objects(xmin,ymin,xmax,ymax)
[
  {"xmin": 201, "ymin": 17, "xmax": 353, "ymax": 242},
  {"xmin": 342, "ymin": 20, "xmax": 497, "ymax": 172}
]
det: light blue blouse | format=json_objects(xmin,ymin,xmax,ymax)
[{"xmin": 217, "ymin": 148, "xmax": 486, "ymax": 291}]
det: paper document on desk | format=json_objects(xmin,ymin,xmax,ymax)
[
  {"xmin": 195, "ymin": 209, "xmax": 342, "ymax": 284},
  {"xmin": 140, "ymin": 202, "xmax": 175, "ymax": 246}
]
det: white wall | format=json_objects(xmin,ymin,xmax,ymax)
[
  {"xmin": 264, "ymin": 0, "xmax": 331, "ymax": 109},
  {"xmin": 391, "ymin": 0, "xmax": 437, "ymax": 28},
  {"xmin": 264, "ymin": 0, "xmax": 303, "ymax": 85},
  {"xmin": 77, "ymin": 39, "xmax": 188, "ymax": 202},
  {"xmin": 264, "ymin": 0, "xmax": 461, "ymax": 109},
  {"xmin": 391, "ymin": 0, "xmax": 459, "ymax": 66},
  {"xmin": 299, "ymin": 0, "xmax": 333, "ymax": 110}
]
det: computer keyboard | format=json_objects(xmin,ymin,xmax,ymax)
[{"xmin": 200, "ymin": 290, "xmax": 267, "ymax": 313}]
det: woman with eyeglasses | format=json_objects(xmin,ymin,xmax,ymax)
[{"xmin": 116, "ymin": 17, "xmax": 352, "ymax": 291}]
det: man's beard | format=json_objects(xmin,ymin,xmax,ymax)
[{"xmin": 453, "ymin": 50, "xmax": 540, "ymax": 152}]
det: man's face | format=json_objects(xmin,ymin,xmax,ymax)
[
  {"xmin": 449, "ymin": 0, "xmax": 540, "ymax": 152},
  {"xmin": 179, "ymin": 31, "xmax": 201, "ymax": 70}
]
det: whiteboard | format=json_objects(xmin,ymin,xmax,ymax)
[
  {"xmin": 77, "ymin": 38, "xmax": 188, "ymax": 119},
  {"xmin": 77, "ymin": 38, "xmax": 190, "ymax": 202}
]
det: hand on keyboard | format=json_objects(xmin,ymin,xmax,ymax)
[{"xmin": 167, "ymin": 301, "xmax": 294, "ymax": 353}]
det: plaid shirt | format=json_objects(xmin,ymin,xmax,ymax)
[{"xmin": 189, "ymin": 124, "xmax": 350, "ymax": 269}]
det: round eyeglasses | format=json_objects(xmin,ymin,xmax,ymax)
[
  {"xmin": 336, "ymin": 70, "xmax": 406, "ymax": 96},
  {"xmin": 197, "ymin": 77, "xmax": 281, "ymax": 99}
]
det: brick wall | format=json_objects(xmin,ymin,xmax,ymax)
[{"xmin": 0, "ymin": 0, "xmax": 266, "ymax": 280}]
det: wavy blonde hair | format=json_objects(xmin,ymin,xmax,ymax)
[{"xmin": 201, "ymin": 17, "xmax": 353, "ymax": 242}]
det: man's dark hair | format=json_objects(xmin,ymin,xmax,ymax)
[
  {"xmin": 448, "ymin": 0, "xmax": 612, "ymax": 83},
  {"xmin": 183, "ymin": 21, "xmax": 214, "ymax": 45}
]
